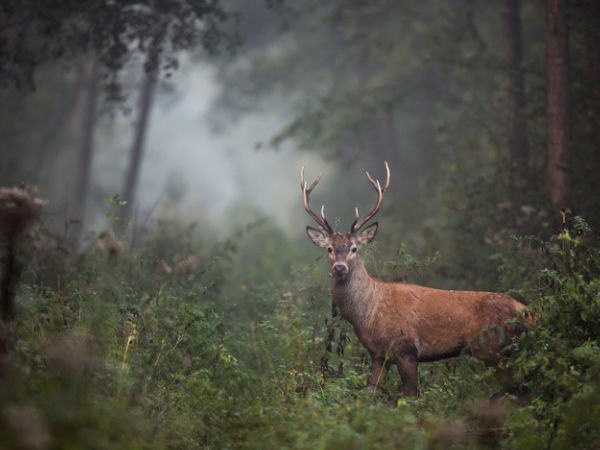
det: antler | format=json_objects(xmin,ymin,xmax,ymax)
[
  {"xmin": 300, "ymin": 167, "xmax": 334, "ymax": 234},
  {"xmin": 350, "ymin": 161, "xmax": 391, "ymax": 233}
]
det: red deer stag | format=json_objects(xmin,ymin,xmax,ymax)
[{"xmin": 301, "ymin": 162, "xmax": 528, "ymax": 397}]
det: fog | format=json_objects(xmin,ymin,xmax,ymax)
[
  {"xmin": 91, "ymin": 54, "xmax": 333, "ymax": 239},
  {"xmin": 1, "ymin": 0, "xmax": 571, "ymax": 249}
]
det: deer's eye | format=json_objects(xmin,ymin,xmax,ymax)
[
  {"xmin": 351, "ymin": 247, "xmax": 357, "ymax": 253},
  {"xmin": 327, "ymin": 247, "xmax": 333, "ymax": 253}
]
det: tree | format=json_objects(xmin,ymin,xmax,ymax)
[
  {"xmin": 501, "ymin": 0, "xmax": 528, "ymax": 198},
  {"xmin": 211, "ymin": 1, "xmax": 520, "ymax": 218},
  {"xmin": 67, "ymin": 53, "xmax": 100, "ymax": 247},
  {"xmin": 546, "ymin": 0, "xmax": 571, "ymax": 210},
  {"xmin": 0, "ymin": 1, "xmax": 236, "ymax": 246},
  {"xmin": 0, "ymin": 1, "xmax": 232, "ymax": 91},
  {"xmin": 120, "ymin": 26, "xmax": 165, "ymax": 230},
  {"xmin": 584, "ymin": 0, "xmax": 600, "ymax": 174}
]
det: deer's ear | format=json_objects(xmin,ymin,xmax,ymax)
[
  {"xmin": 306, "ymin": 226, "xmax": 329, "ymax": 248},
  {"xmin": 357, "ymin": 222, "xmax": 378, "ymax": 245}
]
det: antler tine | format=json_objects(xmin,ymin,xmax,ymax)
[
  {"xmin": 383, "ymin": 160, "xmax": 391, "ymax": 191},
  {"xmin": 365, "ymin": 161, "xmax": 391, "ymax": 193},
  {"xmin": 365, "ymin": 170, "xmax": 378, "ymax": 189},
  {"xmin": 300, "ymin": 167, "xmax": 323, "ymax": 194},
  {"xmin": 300, "ymin": 167, "xmax": 333, "ymax": 233},
  {"xmin": 350, "ymin": 161, "xmax": 391, "ymax": 234}
]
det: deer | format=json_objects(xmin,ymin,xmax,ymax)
[{"xmin": 301, "ymin": 162, "xmax": 529, "ymax": 398}]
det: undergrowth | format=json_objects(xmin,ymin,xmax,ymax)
[{"xmin": 0, "ymin": 216, "xmax": 598, "ymax": 449}]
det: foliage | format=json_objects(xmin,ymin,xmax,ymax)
[
  {"xmin": 212, "ymin": 0, "xmax": 600, "ymax": 290},
  {"xmin": 501, "ymin": 217, "xmax": 600, "ymax": 449},
  {"xmin": 0, "ymin": 0, "xmax": 235, "ymax": 90},
  {"xmin": 0, "ymin": 212, "xmax": 597, "ymax": 449}
]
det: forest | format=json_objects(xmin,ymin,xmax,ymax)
[{"xmin": 0, "ymin": 0, "xmax": 599, "ymax": 448}]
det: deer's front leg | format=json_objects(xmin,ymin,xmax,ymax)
[
  {"xmin": 396, "ymin": 356, "xmax": 419, "ymax": 397},
  {"xmin": 367, "ymin": 357, "xmax": 389, "ymax": 388},
  {"xmin": 391, "ymin": 338, "xmax": 420, "ymax": 397}
]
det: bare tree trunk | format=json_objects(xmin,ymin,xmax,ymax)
[
  {"xmin": 0, "ymin": 23, "xmax": 28, "ymax": 185},
  {"xmin": 501, "ymin": 0, "xmax": 529, "ymax": 198},
  {"xmin": 546, "ymin": 0, "xmax": 570, "ymax": 210},
  {"xmin": 67, "ymin": 53, "xmax": 100, "ymax": 247},
  {"xmin": 120, "ymin": 41, "xmax": 161, "ymax": 230},
  {"xmin": 584, "ymin": 0, "xmax": 600, "ymax": 174},
  {"xmin": 34, "ymin": 64, "xmax": 85, "ymax": 181},
  {"xmin": 0, "ymin": 90, "xmax": 24, "ymax": 185}
]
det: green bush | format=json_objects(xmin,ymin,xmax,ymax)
[{"xmin": 501, "ymin": 217, "xmax": 600, "ymax": 449}]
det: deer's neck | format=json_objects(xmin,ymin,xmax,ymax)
[{"xmin": 331, "ymin": 258, "xmax": 380, "ymax": 329}]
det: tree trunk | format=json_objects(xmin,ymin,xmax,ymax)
[
  {"xmin": 67, "ymin": 53, "xmax": 100, "ymax": 247},
  {"xmin": 120, "ymin": 40, "xmax": 161, "ymax": 230},
  {"xmin": 584, "ymin": 0, "xmax": 600, "ymax": 174},
  {"xmin": 546, "ymin": 0, "xmax": 570, "ymax": 210},
  {"xmin": 34, "ymin": 64, "xmax": 85, "ymax": 181},
  {"xmin": 501, "ymin": 0, "xmax": 529, "ymax": 198}
]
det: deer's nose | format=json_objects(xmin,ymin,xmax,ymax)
[{"xmin": 333, "ymin": 263, "xmax": 348, "ymax": 274}]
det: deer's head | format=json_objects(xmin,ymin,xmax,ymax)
[{"xmin": 301, "ymin": 162, "xmax": 390, "ymax": 282}]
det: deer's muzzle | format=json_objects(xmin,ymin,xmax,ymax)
[{"xmin": 333, "ymin": 263, "xmax": 348, "ymax": 275}]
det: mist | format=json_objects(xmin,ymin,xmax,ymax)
[{"xmin": 93, "ymin": 54, "xmax": 332, "ymax": 239}]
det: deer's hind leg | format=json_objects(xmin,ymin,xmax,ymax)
[
  {"xmin": 391, "ymin": 339, "xmax": 419, "ymax": 397},
  {"xmin": 467, "ymin": 327, "xmax": 529, "ymax": 403}
]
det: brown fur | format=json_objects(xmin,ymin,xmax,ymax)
[{"xmin": 308, "ymin": 228, "xmax": 528, "ymax": 397}]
